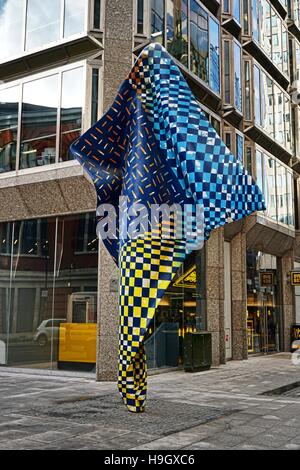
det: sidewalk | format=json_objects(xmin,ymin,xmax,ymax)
[{"xmin": 0, "ymin": 353, "xmax": 300, "ymax": 450}]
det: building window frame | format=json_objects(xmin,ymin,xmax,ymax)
[{"xmin": 0, "ymin": 60, "xmax": 87, "ymax": 173}]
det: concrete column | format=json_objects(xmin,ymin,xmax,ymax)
[
  {"xmin": 231, "ymin": 231, "xmax": 248, "ymax": 360},
  {"xmin": 280, "ymin": 251, "xmax": 295, "ymax": 352},
  {"xmin": 96, "ymin": 0, "xmax": 134, "ymax": 381},
  {"xmin": 205, "ymin": 228, "xmax": 226, "ymax": 366}
]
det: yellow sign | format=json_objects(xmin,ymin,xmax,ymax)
[
  {"xmin": 58, "ymin": 323, "xmax": 97, "ymax": 363},
  {"xmin": 291, "ymin": 272, "xmax": 300, "ymax": 286},
  {"xmin": 173, "ymin": 264, "xmax": 196, "ymax": 289},
  {"xmin": 260, "ymin": 272, "xmax": 274, "ymax": 287}
]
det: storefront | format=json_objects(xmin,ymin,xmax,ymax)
[{"xmin": 246, "ymin": 250, "xmax": 281, "ymax": 355}]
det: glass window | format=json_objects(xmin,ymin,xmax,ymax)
[
  {"xmin": 273, "ymin": 84, "xmax": 284, "ymax": 145},
  {"xmin": 223, "ymin": 0, "xmax": 230, "ymax": 13},
  {"xmin": 284, "ymin": 94, "xmax": 292, "ymax": 153},
  {"xmin": 25, "ymin": 0, "xmax": 61, "ymax": 51},
  {"xmin": 236, "ymin": 133, "xmax": 244, "ymax": 163},
  {"xmin": 261, "ymin": 72, "xmax": 274, "ymax": 139},
  {"xmin": 264, "ymin": 156, "xmax": 277, "ymax": 221},
  {"xmin": 137, "ymin": 0, "xmax": 144, "ymax": 34},
  {"xmin": 60, "ymin": 67, "xmax": 84, "ymax": 162},
  {"xmin": 243, "ymin": 0, "xmax": 249, "ymax": 35},
  {"xmin": 209, "ymin": 17, "xmax": 220, "ymax": 94},
  {"xmin": 261, "ymin": 0, "xmax": 271, "ymax": 56},
  {"xmin": 254, "ymin": 65, "xmax": 261, "ymax": 126},
  {"xmin": 252, "ymin": 0, "xmax": 259, "ymax": 42},
  {"xmin": 211, "ymin": 116, "xmax": 221, "ymax": 135},
  {"xmin": 151, "ymin": 0, "xmax": 164, "ymax": 42},
  {"xmin": 190, "ymin": 0, "xmax": 208, "ymax": 79},
  {"xmin": 271, "ymin": 8, "xmax": 282, "ymax": 70},
  {"xmin": 233, "ymin": 0, "xmax": 241, "ymax": 23},
  {"xmin": 245, "ymin": 146, "xmax": 252, "ymax": 174},
  {"xmin": 256, "ymin": 149, "xmax": 263, "ymax": 193},
  {"xmin": 91, "ymin": 68, "xmax": 99, "ymax": 125},
  {"xmin": 20, "ymin": 74, "xmax": 59, "ymax": 169},
  {"xmin": 0, "ymin": 0, "xmax": 26, "ymax": 61},
  {"xmin": 167, "ymin": 0, "xmax": 188, "ymax": 68},
  {"xmin": 224, "ymin": 41, "xmax": 231, "ymax": 104},
  {"xmin": 244, "ymin": 61, "xmax": 251, "ymax": 120},
  {"xmin": 0, "ymin": 213, "xmax": 98, "ymax": 370},
  {"xmin": 93, "ymin": 0, "xmax": 101, "ymax": 29},
  {"xmin": 64, "ymin": 0, "xmax": 85, "ymax": 38},
  {"xmin": 287, "ymin": 171, "xmax": 294, "ymax": 226},
  {"xmin": 0, "ymin": 85, "xmax": 19, "ymax": 173},
  {"xmin": 234, "ymin": 42, "xmax": 242, "ymax": 112}
]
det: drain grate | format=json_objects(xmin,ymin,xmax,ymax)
[{"xmin": 262, "ymin": 381, "xmax": 300, "ymax": 398}]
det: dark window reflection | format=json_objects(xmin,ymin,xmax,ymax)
[
  {"xmin": 60, "ymin": 67, "xmax": 84, "ymax": 162},
  {"xmin": 151, "ymin": 0, "xmax": 164, "ymax": 43},
  {"xmin": 167, "ymin": 0, "xmax": 188, "ymax": 68},
  {"xmin": 20, "ymin": 74, "xmax": 58, "ymax": 169},
  {"xmin": 0, "ymin": 86, "xmax": 19, "ymax": 173},
  {"xmin": 190, "ymin": 0, "xmax": 208, "ymax": 81}
]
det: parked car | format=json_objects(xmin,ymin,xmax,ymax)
[
  {"xmin": 291, "ymin": 340, "xmax": 300, "ymax": 352},
  {"xmin": 33, "ymin": 319, "xmax": 66, "ymax": 347}
]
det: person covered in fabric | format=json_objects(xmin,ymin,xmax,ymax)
[{"xmin": 70, "ymin": 43, "xmax": 265, "ymax": 413}]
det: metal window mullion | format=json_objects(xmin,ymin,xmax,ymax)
[
  {"xmin": 16, "ymin": 83, "xmax": 23, "ymax": 173},
  {"xmin": 164, "ymin": 0, "xmax": 167, "ymax": 47},
  {"xmin": 50, "ymin": 217, "xmax": 59, "ymax": 371},
  {"xmin": 22, "ymin": 0, "xmax": 28, "ymax": 53},
  {"xmin": 60, "ymin": 0, "xmax": 65, "ymax": 40}
]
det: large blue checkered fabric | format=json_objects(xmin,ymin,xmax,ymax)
[{"xmin": 70, "ymin": 43, "xmax": 265, "ymax": 413}]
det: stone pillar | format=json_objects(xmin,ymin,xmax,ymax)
[
  {"xmin": 280, "ymin": 251, "xmax": 295, "ymax": 352},
  {"xmin": 205, "ymin": 228, "xmax": 226, "ymax": 366},
  {"xmin": 231, "ymin": 231, "xmax": 248, "ymax": 360},
  {"xmin": 96, "ymin": 0, "xmax": 134, "ymax": 381}
]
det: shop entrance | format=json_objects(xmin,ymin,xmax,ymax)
[{"xmin": 247, "ymin": 250, "xmax": 281, "ymax": 355}]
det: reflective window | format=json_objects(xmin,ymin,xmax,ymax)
[
  {"xmin": 271, "ymin": 7, "xmax": 282, "ymax": 71},
  {"xmin": 223, "ymin": 0, "xmax": 230, "ymax": 13},
  {"xmin": 254, "ymin": 65, "xmax": 261, "ymax": 126},
  {"xmin": 151, "ymin": 0, "xmax": 164, "ymax": 43},
  {"xmin": 137, "ymin": 0, "xmax": 144, "ymax": 34},
  {"xmin": 60, "ymin": 67, "xmax": 84, "ymax": 162},
  {"xmin": 26, "ymin": 0, "xmax": 61, "ymax": 50},
  {"xmin": 244, "ymin": 61, "xmax": 251, "ymax": 120},
  {"xmin": 190, "ymin": 1, "xmax": 208, "ymax": 82},
  {"xmin": 20, "ymin": 74, "xmax": 59, "ymax": 169},
  {"xmin": 0, "ymin": 0, "xmax": 25, "ymax": 61},
  {"xmin": 254, "ymin": 64, "xmax": 291, "ymax": 150},
  {"xmin": 0, "ymin": 213, "xmax": 98, "ymax": 370},
  {"xmin": 0, "ymin": 86, "xmax": 19, "ymax": 173},
  {"xmin": 264, "ymin": 156, "xmax": 277, "ymax": 221},
  {"xmin": 236, "ymin": 133, "xmax": 244, "ymax": 163},
  {"xmin": 0, "ymin": 65, "xmax": 84, "ymax": 172},
  {"xmin": 167, "ymin": 0, "xmax": 188, "ymax": 68},
  {"xmin": 209, "ymin": 17, "xmax": 220, "ymax": 94},
  {"xmin": 256, "ymin": 149, "xmax": 263, "ymax": 193},
  {"xmin": 256, "ymin": 149, "xmax": 294, "ymax": 227},
  {"xmin": 234, "ymin": 42, "xmax": 242, "ymax": 112},
  {"xmin": 233, "ymin": 0, "xmax": 241, "ymax": 23},
  {"xmin": 224, "ymin": 41, "xmax": 231, "ymax": 103},
  {"xmin": 64, "ymin": 0, "xmax": 85, "ymax": 38},
  {"xmin": 243, "ymin": 0, "xmax": 249, "ymax": 35},
  {"xmin": 0, "ymin": 0, "xmax": 87, "ymax": 62},
  {"xmin": 252, "ymin": 0, "xmax": 259, "ymax": 42}
]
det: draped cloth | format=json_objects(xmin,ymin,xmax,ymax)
[{"xmin": 70, "ymin": 43, "xmax": 265, "ymax": 413}]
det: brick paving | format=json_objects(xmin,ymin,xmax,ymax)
[{"xmin": 0, "ymin": 353, "xmax": 300, "ymax": 450}]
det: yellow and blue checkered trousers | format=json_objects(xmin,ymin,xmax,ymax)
[{"xmin": 118, "ymin": 224, "xmax": 186, "ymax": 412}]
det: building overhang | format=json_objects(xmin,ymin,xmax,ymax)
[
  {"xmin": 0, "ymin": 34, "xmax": 103, "ymax": 83},
  {"xmin": 242, "ymin": 40, "xmax": 289, "ymax": 91},
  {"xmin": 288, "ymin": 21, "xmax": 300, "ymax": 43},
  {"xmin": 244, "ymin": 125, "xmax": 292, "ymax": 165},
  {"xmin": 270, "ymin": 0, "xmax": 288, "ymax": 19},
  {"xmin": 221, "ymin": 18, "xmax": 241, "ymax": 39},
  {"xmin": 0, "ymin": 161, "xmax": 97, "ymax": 222},
  {"xmin": 225, "ymin": 214, "xmax": 295, "ymax": 257}
]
